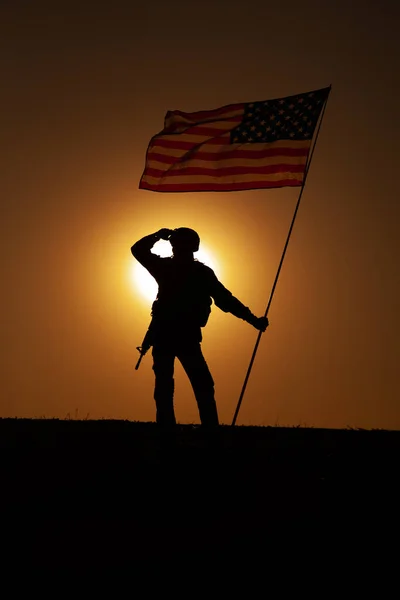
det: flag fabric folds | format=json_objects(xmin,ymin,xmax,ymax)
[{"xmin": 139, "ymin": 87, "xmax": 330, "ymax": 193}]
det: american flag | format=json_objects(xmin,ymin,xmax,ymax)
[{"xmin": 139, "ymin": 87, "xmax": 330, "ymax": 193}]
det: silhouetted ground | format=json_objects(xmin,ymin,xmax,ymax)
[{"xmin": 2, "ymin": 418, "xmax": 399, "ymax": 566}]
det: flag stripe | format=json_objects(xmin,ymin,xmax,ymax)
[
  {"xmin": 144, "ymin": 163, "xmax": 305, "ymax": 179},
  {"xmin": 147, "ymin": 156, "xmax": 306, "ymax": 173},
  {"xmin": 166, "ymin": 115, "xmax": 243, "ymax": 133},
  {"xmin": 147, "ymin": 145, "xmax": 310, "ymax": 164},
  {"xmin": 149, "ymin": 134, "xmax": 230, "ymax": 149},
  {"xmin": 166, "ymin": 103, "xmax": 245, "ymax": 124},
  {"xmin": 147, "ymin": 158, "xmax": 306, "ymax": 173},
  {"xmin": 149, "ymin": 138, "xmax": 311, "ymax": 157},
  {"xmin": 149, "ymin": 138, "xmax": 207, "ymax": 151},
  {"xmin": 141, "ymin": 171, "xmax": 303, "ymax": 185},
  {"xmin": 166, "ymin": 124, "xmax": 239, "ymax": 137},
  {"xmin": 140, "ymin": 178, "xmax": 303, "ymax": 192}
]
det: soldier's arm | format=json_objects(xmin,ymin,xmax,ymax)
[
  {"xmin": 209, "ymin": 272, "xmax": 268, "ymax": 331},
  {"xmin": 131, "ymin": 229, "xmax": 173, "ymax": 276}
]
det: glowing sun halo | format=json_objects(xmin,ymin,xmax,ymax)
[{"xmin": 132, "ymin": 240, "xmax": 220, "ymax": 302}]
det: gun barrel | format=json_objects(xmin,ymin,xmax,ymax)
[{"xmin": 135, "ymin": 319, "xmax": 154, "ymax": 371}]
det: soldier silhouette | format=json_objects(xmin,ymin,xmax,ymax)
[{"xmin": 131, "ymin": 227, "xmax": 268, "ymax": 429}]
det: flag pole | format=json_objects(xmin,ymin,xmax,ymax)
[{"xmin": 231, "ymin": 87, "xmax": 331, "ymax": 426}]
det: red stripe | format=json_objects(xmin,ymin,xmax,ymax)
[
  {"xmin": 168, "ymin": 125, "xmax": 238, "ymax": 137},
  {"xmin": 166, "ymin": 115, "xmax": 242, "ymax": 133},
  {"xmin": 145, "ymin": 164, "xmax": 305, "ymax": 179},
  {"xmin": 150, "ymin": 136, "xmax": 232, "ymax": 151},
  {"xmin": 167, "ymin": 103, "xmax": 245, "ymax": 123},
  {"xmin": 147, "ymin": 146, "xmax": 309, "ymax": 165},
  {"xmin": 149, "ymin": 138, "xmax": 202, "ymax": 151},
  {"xmin": 139, "ymin": 179, "xmax": 303, "ymax": 192}
]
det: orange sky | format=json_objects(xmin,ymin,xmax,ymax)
[{"xmin": 1, "ymin": 1, "xmax": 399, "ymax": 428}]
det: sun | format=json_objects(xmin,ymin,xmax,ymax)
[{"xmin": 131, "ymin": 240, "xmax": 220, "ymax": 302}]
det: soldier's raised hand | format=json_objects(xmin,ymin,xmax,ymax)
[{"xmin": 156, "ymin": 228, "xmax": 174, "ymax": 240}]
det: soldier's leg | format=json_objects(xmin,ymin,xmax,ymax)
[
  {"xmin": 152, "ymin": 345, "xmax": 176, "ymax": 427},
  {"xmin": 177, "ymin": 343, "xmax": 219, "ymax": 427}
]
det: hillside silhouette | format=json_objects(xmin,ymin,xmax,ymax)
[{"xmin": 2, "ymin": 418, "xmax": 399, "ymax": 565}]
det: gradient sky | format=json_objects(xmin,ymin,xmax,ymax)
[{"xmin": 1, "ymin": 0, "xmax": 399, "ymax": 428}]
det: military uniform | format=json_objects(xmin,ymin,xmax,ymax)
[{"xmin": 132, "ymin": 232, "xmax": 263, "ymax": 428}]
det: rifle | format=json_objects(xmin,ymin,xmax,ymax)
[{"xmin": 135, "ymin": 319, "xmax": 155, "ymax": 370}]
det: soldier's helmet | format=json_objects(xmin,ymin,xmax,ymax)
[{"xmin": 170, "ymin": 228, "xmax": 200, "ymax": 253}]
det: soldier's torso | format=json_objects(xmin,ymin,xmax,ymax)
[{"xmin": 151, "ymin": 259, "xmax": 213, "ymax": 343}]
